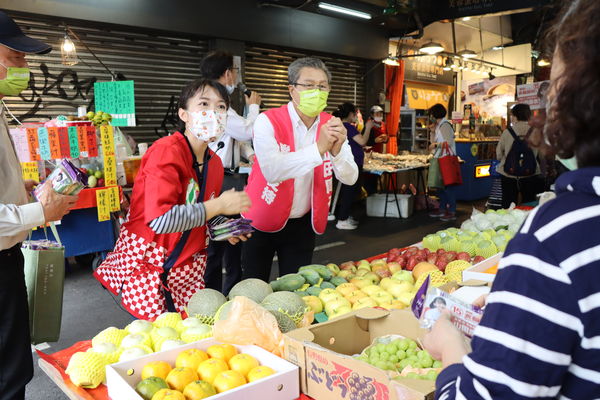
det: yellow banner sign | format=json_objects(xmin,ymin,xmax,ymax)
[
  {"xmin": 96, "ymin": 189, "xmax": 110, "ymax": 222},
  {"xmin": 405, "ymin": 81, "xmax": 454, "ymax": 110},
  {"xmin": 21, "ymin": 162, "xmax": 39, "ymax": 182}
]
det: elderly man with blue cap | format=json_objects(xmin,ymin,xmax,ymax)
[{"xmin": 0, "ymin": 11, "xmax": 78, "ymax": 399}]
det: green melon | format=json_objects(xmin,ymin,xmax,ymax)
[
  {"xmin": 422, "ymin": 234, "xmax": 441, "ymax": 251},
  {"xmin": 185, "ymin": 288, "xmax": 227, "ymax": 325},
  {"xmin": 475, "ymin": 240, "xmax": 498, "ymax": 259},
  {"xmin": 440, "ymin": 236, "xmax": 461, "ymax": 252},
  {"xmin": 228, "ymin": 278, "xmax": 273, "ymax": 303},
  {"xmin": 269, "ymin": 310, "xmax": 298, "ymax": 333},
  {"xmin": 261, "ymin": 291, "xmax": 309, "ymax": 325},
  {"xmin": 460, "ymin": 240, "xmax": 477, "ymax": 257}
]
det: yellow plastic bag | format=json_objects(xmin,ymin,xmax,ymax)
[{"xmin": 212, "ymin": 297, "xmax": 285, "ymax": 356}]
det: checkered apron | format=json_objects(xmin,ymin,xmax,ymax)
[{"xmin": 94, "ymin": 227, "xmax": 207, "ymax": 320}]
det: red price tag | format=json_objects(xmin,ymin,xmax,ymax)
[
  {"xmin": 86, "ymin": 126, "xmax": 98, "ymax": 157},
  {"xmin": 57, "ymin": 127, "xmax": 71, "ymax": 158},
  {"xmin": 77, "ymin": 126, "xmax": 89, "ymax": 157}
]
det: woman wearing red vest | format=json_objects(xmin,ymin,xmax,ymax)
[
  {"xmin": 94, "ymin": 79, "xmax": 251, "ymax": 320},
  {"xmin": 242, "ymin": 57, "xmax": 358, "ymax": 281}
]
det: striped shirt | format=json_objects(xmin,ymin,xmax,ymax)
[
  {"xmin": 148, "ymin": 203, "xmax": 206, "ymax": 234},
  {"xmin": 436, "ymin": 167, "xmax": 600, "ymax": 399}
]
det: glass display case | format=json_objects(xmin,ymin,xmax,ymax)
[{"xmin": 399, "ymin": 108, "xmax": 429, "ymax": 154}]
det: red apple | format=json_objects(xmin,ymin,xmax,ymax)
[
  {"xmin": 457, "ymin": 252, "xmax": 471, "ymax": 261},
  {"xmin": 340, "ymin": 261, "xmax": 356, "ymax": 270},
  {"xmin": 416, "ymin": 249, "xmax": 428, "ymax": 259},
  {"xmin": 436, "ymin": 249, "xmax": 446, "ymax": 256},
  {"xmin": 389, "ymin": 248, "xmax": 402, "ymax": 256},
  {"xmin": 97, "ymin": 178, "xmax": 105, "ymax": 187},
  {"xmin": 396, "ymin": 255, "xmax": 407, "ymax": 267},
  {"xmin": 374, "ymin": 268, "xmax": 392, "ymax": 279},
  {"xmin": 427, "ymin": 254, "xmax": 438, "ymax": 264},
  {"xmin": 473, "ymin": 256, "xmax": 486, "ymax": 264},
  {"xmin": 444, "ymin": 251, "xmax": 457, "ymax": 262},
  {"xmin": 423, "ymin": 248, "xmax": 431, "ymax": 256},
  {"xmin": 406, "ymin": 256, "xmax": 419, "ymax": 271},
  {"xmin": 387, "ymin": 262, "xmax": 402, "ymax": 274},
  {"xmin": 435, "ymin": 258, "xmax": 448, "ymax": 272},
  {"xmin": 406, "ymin": 246, "xmax": 419, "ymax": 255}
]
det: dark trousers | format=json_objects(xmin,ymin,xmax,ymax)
[
  {"xmin": 337, "ymin": 166, "xmax": 362, "ymax": 220},
  {"xmin": 204, "ymin": 239, "xmax": 242, "ymax": 296},
  {"xmin": 0, "ymin": 244, "xmax": 33, "ymax": 400},
  {"xmin": 242, "ymin": 213, "xmax": 316, "ymax": 282},
  {"xmin": 438, "ymin": 185, "xmax": 458, "ymax": 213},
  {"xmin": 501, "ymin": 175, "xmax": 542, "ymax": 209}
]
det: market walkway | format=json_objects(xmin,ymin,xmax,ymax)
[{"xmin": 27, "ymin": 202, "xmax": 477, "ymax": 399}]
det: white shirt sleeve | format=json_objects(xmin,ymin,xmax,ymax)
[
  {"xmin": 331, "ymin": 140, "xmax": 358, "ymax": 185},
  {"xmin": 253, "ymin": 113, "xmax": 323, "ymax": 183},
  {"xmin": 0, "ymin": 202, "xmax": 45, "ymax": 236},
  {"xmin": 240, "ymin": 141, "xmax": 254, "ymax": 160},
  {"xmin": 224, "ymin": 105, "xmax": 260, "ymax": 142}
]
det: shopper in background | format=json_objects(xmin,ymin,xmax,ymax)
[
  {"xmin": 428, "ymin": 103, "xmax": 457, "ymax": 221},
  {"xmin": 365, "ymin": 105, "xmax": 388, "ymax": 153},
  {"xmin": 198, "ymin": 51, "xmax": 261, "ymax": 295},
  {"xmin": 496, "ymin": 103, "xmax": 543, "ymax": 208},
  {"xmin": 332, "ymin": 102, "xmax": 371, "ymax": 230},
  {"xmin": 242, "ymin": 57, "xmax": 358, "ymax": 281},
  {"xmin": 94, "ymin": 79, "xmax": 251, "ymax": 320},
  {"xmin": 0, "ymin": 11, "xmax": 79, "ymax": 400},
  {"xmin": 424, "ymin": 1, "xmax": 600, "ymax": 398}
]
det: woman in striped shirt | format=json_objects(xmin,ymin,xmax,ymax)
[{"xmin": 423, "ymin": 1, "xmax": 600, "ymax": 398}]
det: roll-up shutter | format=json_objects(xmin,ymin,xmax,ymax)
[
  {"xmin": 2, "ymin": 12, "xmax": 208, "ymax": 142},
  {"xmin": 244, "ymin": 44, "xmax": 368, "ymax": 114}
]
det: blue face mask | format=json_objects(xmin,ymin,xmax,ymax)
[{"xmin": 557, "ymin": 156, "xmax": 578, "ymax": 171}]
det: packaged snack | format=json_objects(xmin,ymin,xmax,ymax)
[
  {"xmin": 35, "ymin": 159, "xmax": 87, "ymax": 197},
  {"xmin": 208, "ymin": 217, "xmax": 254, "ymax": 241}
]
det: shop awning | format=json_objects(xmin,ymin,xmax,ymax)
[{"xmin": 405, "ymin": 81, "xmax": 454, "ymax": 110}]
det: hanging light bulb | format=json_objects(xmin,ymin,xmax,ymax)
[{"xmin": 61, "ymin": 31, "xmax": 78, "ymax": 66}]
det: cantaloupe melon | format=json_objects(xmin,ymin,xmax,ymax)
[
  {"xmin": 214, "ymin": 300, "xmax": 234, "ymax": 322},
  {"xmin": 261, "ymin": 292, "xmax": 308, "ymax": 325},
  {"xmin": 269, "ymin": 310, "xmax": 297, "ymax": 333},
  {"xmin": 186, "ymin": 288, "xmax": 227, "ymax": 325},
  {"xmin": 228, "ymin": 278, "xmax": 273, "ymax": 303}
]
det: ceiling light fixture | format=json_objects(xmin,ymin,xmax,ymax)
[
  {"xmin": 459, "ymin": 49, "xmax": 477, "ymax": 59},
  {"xmin": 382, "ymin": 55, "xmax": 399, "ymax": 66},
  {"xmin": 419, "ymin": 41, "xmax": 444, "ymax": 55},
  {"xmin": 492, "ymin": 45, "xmax": 504, "ymax": 51},
  {"xmin": 318, "ymin": 2, "xmax": 372, "ymax": 19},
  {"xmin": 537, "ymin": 58, "xmax": 551, "ymax": 67},
  {"xmin": 463, "ymin": 16, "xmax": 472, "ymax": 21},
  {"xmin": 443, "ymin": 58, "xmax": 452, "ymax": 71}
]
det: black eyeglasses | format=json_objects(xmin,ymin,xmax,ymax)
[{"xmin": 292, "ymin": 82, "xmax": 330, "ymax": 92}]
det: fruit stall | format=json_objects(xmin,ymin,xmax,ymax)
[{"xmin": 36, "ymin": 206, "xmax": 524, "ymax": 400}]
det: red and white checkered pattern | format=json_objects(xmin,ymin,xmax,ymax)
[
  {"xmin": 167, "ymin": 251, "xmax": 207, "ymax": 314},
  {"xmin": 121, "ymin": 267, "xmax": 166, "ymax": 320}
]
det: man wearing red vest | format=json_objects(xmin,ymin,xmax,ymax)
[{"xmin": 242, "ymin": 57, "xmax": 358, "ymax": 281}]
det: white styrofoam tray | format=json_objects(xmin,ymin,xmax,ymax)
[
  {"xmin": 462, "ymin": 253, "xmax": 502, "ymax": 283},
  {"xmin": 106, "ymin": 338, "xmax": 299, "ymax": 400}
]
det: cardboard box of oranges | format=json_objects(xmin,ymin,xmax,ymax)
[{"xmin": 106, "ymin": 338, "xmax": 299, "ymax": 400}]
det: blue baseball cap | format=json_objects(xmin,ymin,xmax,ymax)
[{"xmin": 0, "ymin": 11, "xmax": 51, "ymax": 54}]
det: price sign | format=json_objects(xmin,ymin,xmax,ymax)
[
  {"xmin": 21, "ymin": 162, "xmax": 39, "ymax": 181},
  {"xmin": 77, "ymin": 126, "xmax": 89, "ymax": 157},
  {"xmin": 26, "ymin": 128, "xmax": 39, "ymax": 161},
  {"xmin": 47, "ymin": 128, "xmax": 61, "ymax": 159},
  {"xmin": 103, "ymin": 154, "xmax": 117, "ymax": 186},
  {"xmin": 57, "ymin": 127, "xmax": 71, "ymax": 158},
  {"xmin": 9, "ymin": 128, "xmax": 30, "ymax": 162},
  {"xmin": 86, "ymin": 126, "xmax": 98, "ymax": 157},
  {"xmin": 68, "ymin": 127, "xmax": 80, "ymax": 158},
  {"xmin": 37, "ymin": 128, "xmax": 51, "ymax": 160},
  {"xmin": 94, "ymin": 80, "xmax": 136, "ymax": 126},
  {"xmin": 96, "ymin": 189, "xmax": 110, "ymax": 221},
  {"xmin": 108, "ymin": 186, "xmax": 120, "ymax": 212},
  {"xmin": 100, "ymin": 125, "xmax": 115, "ymax": 156}
]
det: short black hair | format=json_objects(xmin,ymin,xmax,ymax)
[
  {"xmin": 429, "ymin": 104, "xmax": 447, "ymax": 119},
  {"xmin": 176, "ymin": 79, "xmax": 230, "ymax": 133},
  {"xmin": 510, "ymin": 103, "xmax": 532, "ymax": 122},
  {"xmin": 199, "ymin": 50, "xmax": 234, "ymax": 80},
  {"xmin": 332, "ymin": 102, "xmax": 357, "ymax": 119},
  {"xmin": 429, "ymin": 297, "xmax": 447, "ymax": 308}
]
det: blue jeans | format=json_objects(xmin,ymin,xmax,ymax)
[{"xmin": 438, "ymin": 185, "xmax": 457, "ymax": 213}]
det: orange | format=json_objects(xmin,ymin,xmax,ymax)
[
  {"xmin": 165, "ymin": 367, "xmax": 198, "ymax": 392},
  {"xmin": 176, "ymin": 349, "xmax": 209, "ymax": 371},
  {"xmin": 228, "ymin": 354, "xmax": 259, "ymax": 378},
  {"xmin": 212, "ymin": 370, "xmax": 246, "ymax": 393},
  {"xmin": 142, "ymin": 361, "xmax": 173, "ymax": 381},
  {"xmin": 206, "ymin": 344, "xmax": 238, "ymax": 362},
  {"xmin": 196, "ymin": 358, "xmax": 229, "ymax": 384},
  {"xmin": 247, "ymin": 366, "xmax": 275, "ymax": 382},
  {"xmin": 182, "ymin": 380, "xmax": 217, "ymax": 400},
  {"xmin": 151, "ymin": 389, "xmax": 185, "ymax": 400}
]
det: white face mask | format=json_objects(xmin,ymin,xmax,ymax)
[
  {"xmin": 188, "ymin": 110, "xmax": 226, "ymax": 141},
  {"xmin": 225, "ymin": 85, "xmax": 235, "ymax": 95},
  {"xmin": 374, "ymin": 116, "xmax": 383, "ymax": 123}
]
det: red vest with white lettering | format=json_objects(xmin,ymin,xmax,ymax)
[{"xmin": 243, "ymin": 105, "xmax": 334, "ymax": 234}]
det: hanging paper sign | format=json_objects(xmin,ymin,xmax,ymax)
[
  {"xmin": 37, "ymin": 128, "xmax": 51, "ymax": 160},
  {"xmin": 9, "ymin": 128, "xmax": 30, "ymax": 162},
  {"xmin": 68, "ymin": 127, "xmax": 80, "ymax": 159},
  {"xmin": 77, "ymin": 126, "xmax": 89, "ymax": 157},
  {"xmin": 94, "ymin": 80, "xmax": 136, "ymax": 127},
  {"xmin": 103, "ymin": 154, "xmax": 117, "ymax": 186},
  {"xmin": 26, "ymin": 128, "xmax": 40, "ymax": 161},
  {"xmin": 107, "ymin": 186, "xmax": 120, "ymax": 212},
  {"xmin": 47, "ymin": 128, "xmax": 61, "ymax": 159},
  {"xmin": 21, "ymin": 162, "xmax": 39, "ymax": 181},
  {"xmin": 57, "ymin": 128, "xmax": 71, "ymax": 158},
  {"xmin": 95, "ymin": 189, "xmax": 110, "ymax": 221},
  {"xmin": 100, "ymin": 125, "xmax": 115, "ymax": 156},
  {"xmin": 86, "ymin": 126, "xmax": 98, "ymax": 157}
]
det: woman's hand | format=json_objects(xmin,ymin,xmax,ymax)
[
  {"xmin": 217, "ymin": 189, "xmax": 251, "ymax": 215},
  {"xmin": 473, "ymin": 294, "xmax": 489, "ymax": 309},
  {"xmin": 423, "ymin": 312, "xmax": 471, "ymax": 368},
  {"xmin": 227, "ymin": 233, "xmax": 252, "ymax": 245},
  {"xmin": 375, "ymin": 134, "xmax": 388, "ymax": 143}
]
